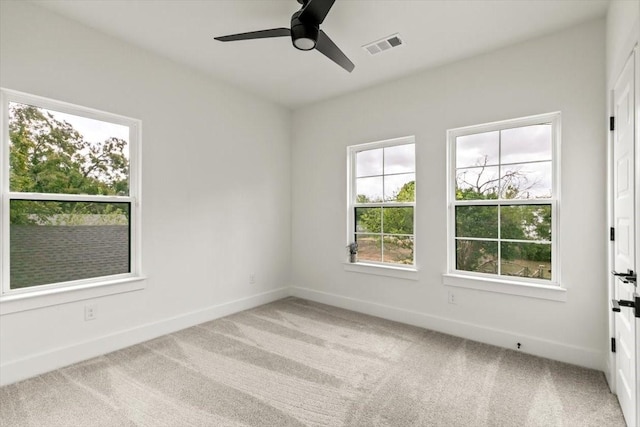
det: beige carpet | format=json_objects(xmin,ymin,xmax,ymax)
[{"xmin": 0, "ymin": 297, "xmax": 625, "ymax": 426}]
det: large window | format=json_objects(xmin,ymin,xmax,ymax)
[
  {"xmin": 447, "ymin": 113, "xmax": 559, "ymax": 285},
  {"xmin": 0, "ymin": 89, "xmax": 141, "ymax": 299},
  {"xmin": 348, "ymin": 136, "xmax": 415, "ymax": 266}
]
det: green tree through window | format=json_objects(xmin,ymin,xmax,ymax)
[{"xmin": 9, "ymin": 103, "xmax": 130, "ymax": 225}]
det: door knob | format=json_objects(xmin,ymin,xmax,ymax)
[
  {"xmin": 611, "ymin": 295, "xmax": 640, "ymax": 318},
  {"xmin": 612, "ymin": 270, "xmax": 637, "ymax": 284}
]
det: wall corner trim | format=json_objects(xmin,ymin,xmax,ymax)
[{"xmin": 290, "ymin": 286, "xmax": 604, "ymax": 371}]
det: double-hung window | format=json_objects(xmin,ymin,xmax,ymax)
[
  {"xmin": 347, "ymin": 136, "xmax": 416, "ymax": 266},
  {"xmin": 447, "ymin": 113, "xmax": 560, "ymax": 286},
  {"xmin": 0, "ymin": 89, "xmax": 142, "ymax": 307}
]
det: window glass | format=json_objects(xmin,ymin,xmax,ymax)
[
  {"xmin": 456, "ymin": 240, "xmax": 498, "ymax": 274},
  {"xmin": 455, "ymin": 166, "xmax": 500, "ymax": 200},
  {"xmin": 383, "ymin": 236, "xmax": 414, "ymax": 265},
  {"xmin": 499, "ymin": 162, "xmax": 552, "ymax": 199},
  {"xmin": 355, "ymin": 235, "xmax": 382, "ymax": 263},
  {"xmin": 500, "ymin": 205, "xmax": 551, "ymax": 241},
  {"xmin": 10, "ymin": 201, "xmax": 130, "ymax": 289},
  {"xmin": 356, "ymin": 176, "xmax": 383, "ymax": 203},
  {"xmin": 384, "ymin": 173, "xmax": 415, "ymax": 202},
  {"xmin": 9, "ymin": 102, "xmax": 130, "ymax": 196},
  {"xmin": 500, "ymin": 242, "xmax": 551, "ymax": 280},
  {"xmin": 355, "ymin": 207, "xmax": 381, "ymax": 232},
  {"xmin": 383, "ymin": 207, "xmax": 413, "ymax": 235},
  {"xmin": 384, "ymin": 144, "xmax": 415, "ymax": 174},
  {"xmin": 455, "ymin": 206, "xmax": 498, "ymax": 238},
  {"xmin": 501, "ymin": 124, "xmax": 552, "ymax": 164},
  {"xmin": 356, "ymin": 148, "xmax": 383, "ymax": 177},
  {"xmin": 456, "ymin": 130, "xmax": 499, "ymax": 168}
]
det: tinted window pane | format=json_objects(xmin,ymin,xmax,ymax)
[
  {"xmin": 501, "ymin": 124, "xmax": 552, "ymax": 164},
  {"xmin": 383, "ymin": 236, "xmax": 414, "ymax": 265},
  {"xmin": 456, "ymin": 131, "xmax": 499, "ymax": 168},
  {"xmin": 356, "ymin": 176, "xmax": 383, "ymax": 203},
  {"xmin": 500, "ymin": 205, "xmax": 551, "ymax": 241},
  {"xmin": 456, "ymin": 166, "xmax": 500, "ymax": 200},
  {"xmin": 501, "ymin": 242, "xmax": 551, "ymax": 280},
  {"xmin": 10, "ymin": 200, "xmax": 130, "ymax": 289},
  {"xmin": 383, "ymin": 207, "xmax": 413, "ymax": 235},
  {"xmin": 9, "ymin": 102, "xmax": 130, "ymax": 196},
  {"xmin": 384, "ymin": 144, "xmax": 415, "ymax": 174},
  {"xmin": 356, "ymin": 148, "xmax": 383, "ymax": 177},
  {"xmin": 455, "ymin": 240, "xmax": 498, "ymax": 273},
  {"xmin": 455, "ymin": 206, "xmax": 498, "ymax": 238},
  {"xmin": 385, "ymin": 173, "xmax": 415, "ymax": 202},
  {"xmin": 355, "ymin": 234, "xmax": 381, "ymax": 262},
  {"xmin": 355, "ymin": 207, "xmax": 381, "ymax": 233},
  {"xmin": 500, "ymin": 161, "xmax": 552, "ymax": 199}
]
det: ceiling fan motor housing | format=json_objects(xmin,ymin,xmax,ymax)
[{"xmin": 291, "ymin": 13, "xmax": 318, "ymax": 50}]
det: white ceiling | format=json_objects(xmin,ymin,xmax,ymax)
[{"xmin": 33, "ymin": 0, "xmax": 610, "ymax": 108}]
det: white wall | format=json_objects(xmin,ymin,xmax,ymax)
[
  {"xmin": 0, "ymin": 1, "xmax": 291, "ymax": 385},
  {"xmin": 291, "ymin": 19, "xmax": 607, "ymax": 369},
  {"xmin": 607, "ymin": 0, "xmax": 640, "ymax": 85}
]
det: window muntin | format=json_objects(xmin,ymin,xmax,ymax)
[
  {"xmin": 1, "ymin": 89, "xmax": 141, "ymax": 295},
  {"xmin": 349, "ymin": 136, "xmax": 416, "ymax": 266},
  {"xmin": 448, "ymin": 113, "xmax": 559, "ymax": 284}
]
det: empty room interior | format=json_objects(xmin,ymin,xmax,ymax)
[{"xmin": 0, "ymin": 0, "xmax": 639, "ymax": 426}]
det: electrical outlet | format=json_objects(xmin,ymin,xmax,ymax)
[
  {"xmin": 85, "ymin": 304, "xmax": 97, "ymax": 321},
  {"xmin": 249, "ymin": 273, "xmax": 256, "ymax": 284},
  {"xmin": 448, "ymin": 291, "xmax": 456, "ymax": 304}
]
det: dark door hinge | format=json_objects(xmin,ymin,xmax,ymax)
[
  {"xmin": 611, "ymin": 337, "xmax": 616, "ymax": 353},
  {"xmin": 610, "ymin": 227, "xmax": 615, "ymax": 241},
  {"xmin": 610, "ymin": 116, "xmax": 615, "ymax": 131}
]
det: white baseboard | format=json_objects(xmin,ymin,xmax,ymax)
[
  {"xmin": 0, "ymin": 287, "xmax": 290, "ymax": 386},
  {"xmin": 291, "ymin": 286, "xmax": 604, "ymax": 371},
  {"xmin": 2, "ymin": 285, "xmax": 606, "ymax": 387}
]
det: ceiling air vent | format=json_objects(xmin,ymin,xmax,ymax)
[{"xmin": 363, "ymin": 33, "xmax": 404, "ymax": 56}]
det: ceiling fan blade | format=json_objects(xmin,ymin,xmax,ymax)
[
  {"xmin": 298, "ymin": 0, "xmax": 336, "ymax": 26},
  {"xmin": 315, "ymin": 30, "xmax": 354, "ymax": 72},
  {"xmin": 215, "ymin": 28, "xmax": 290, "ymax": 42}
]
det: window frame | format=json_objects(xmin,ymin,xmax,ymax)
[
  {"xmin": 0, "ymin": 88, "xmax": 144, "ymax": 313},
  {"xmin": 346, "ymin": 135, "xmax": 417, "ymax": 271},
  {"xmin": 445, "ymin": 112, "xmax": 562, "ymax": 291}
]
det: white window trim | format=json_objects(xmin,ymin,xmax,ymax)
[
  {"xmin": 346, "ymin": 135, "xmax": 417, "ymax": 276},
  {"xmin": 443, "ymin": 112, "xmax": 565, "ymax": 299},
  {"xmin": 0, "ymin": 88, "xmax": 145, "ymax": 314},
  {"xmin": 343, "ymin": 262, "xmax": 418, "ymax": 280},
  {"xmin": 442, "ymin": 273, "xmax": 566, "ymax": 301}
]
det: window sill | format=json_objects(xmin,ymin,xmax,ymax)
[
  {"xmin": 0, "ymin": 276, "xmax": 147, "ymax": 315},
  {"xmin": 343, "ymin": 262, "xmax": 418, "ymax": 281},
  {"xmin": 442, "ymin": 273, "xmax": 566, "ymax": 301}
]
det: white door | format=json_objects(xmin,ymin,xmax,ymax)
[{"xmin": 612, "ymin": 50, "xmax": 637, "ymax": 427}]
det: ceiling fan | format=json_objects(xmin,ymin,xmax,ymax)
[{"xmin": 214, "ymin": 0, "xmax": 354, "ymax": 72}]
